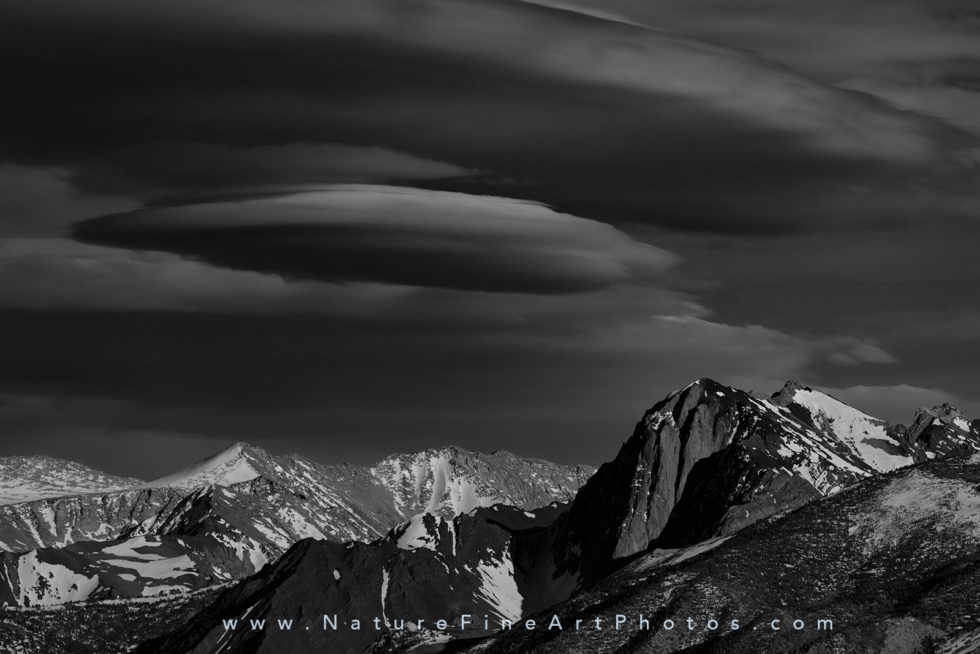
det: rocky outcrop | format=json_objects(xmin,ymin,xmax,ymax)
[
  {"xmin": 904, "ymin": 403, "xmax": 980, "ymax": 460},
  {"xmin": 0, "ymin": 488, "xmax": 188, "ymax": 552},
  {"xmin": 369, "ymin": 447, "xmax": 595, "ymax": 518},
  {"xmin": 548, "ymin": 379, "xmax": 872, "ymax": 587}
]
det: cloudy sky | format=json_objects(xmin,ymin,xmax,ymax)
[{"xmin": 1, "ymin": 0, "xmax": 979, "ymax": 477}]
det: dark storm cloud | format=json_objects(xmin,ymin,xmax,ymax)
[
  {"xmin": 538, "ymin": 0, "xmax": 980, "ymax": 147},
  {"xmin": 1, "ymin": 0, "xmax": 979, "ymax": 470},
  {"xmin": 1, "ymin": 0, "xmax": 974, "ymax": 237},
  {"xmin": 73, "ymin": 186, "xmax": 677, "ymax": 293}
]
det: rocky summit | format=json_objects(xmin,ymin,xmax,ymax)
[{"xmin": 543, "ymin": 378, "xmax": 980, "ymax": 594}]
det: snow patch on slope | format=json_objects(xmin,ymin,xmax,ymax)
[
  {"xmin": 0, "ymin": 551, "xmax": 100, "ymax": 605},
  {"xmin": 424, "ymin": 456, "xmax": 452, "ymax": 515},
  {"xmin": 392, "ymin": 514, "xmax": 455, "ymax": 553},
  {"xmin": 469, "ymin": 550, "xmax": 522, "ymax": 622},
  {"xmin": 793, "ymin": 389, "xmax": 913, "ymax": 472},
  {"xmin": 380, "ymin": 564, "xmax": 391, "ymax": 628},
  {"xmin": 100, "ymin": 536, "xmax": 198, "ymax": 591}
]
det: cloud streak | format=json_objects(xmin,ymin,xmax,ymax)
[{"xmin": 74, "ymin": 185, "xmax": 678, "ymax": 293}]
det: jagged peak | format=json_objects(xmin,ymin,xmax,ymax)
[
  {"xmin": 770, "ymin": 381, "xmax": 866, "ymax": 411},
  {"xmin": 685, "ymin": 377, "xmax": 727, "ymax": 391},
  {"xmin": 771, "ymin": 379, "xmax": 809, "ymax": 404},
  {"xmin": 225, "ymin": 441, "xmax": 273, "ymax": 458},
  {"xmin": 909, "ymin": 403, "xmax": 976, "ymax": 437},
  {"xmin": 649, "ymin": 377, "xmax": 752, "ymax": 412},
  {"xmin": 915, "ymin": 403, "xmax": 965, "ymax": 419},
  {"xmin": 372, "ymin": 444, "xmax": 522, "ymax": 468},
  {"xmin": 655, "ymin": 377, "xmax": 731, "ymax": 405},
  {"xmin": 372, "ymin": 446, "xmax": 452, "ymax": 470}
]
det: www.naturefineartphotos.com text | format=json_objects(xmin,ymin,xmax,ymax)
[{"xmin": 240, "ymin": 613, "xmax": 836, "ymax": 633}]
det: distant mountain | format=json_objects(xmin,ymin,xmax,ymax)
[
  {"xmin": 370, "ymin": 447, "xmax": 595, "ymax": 517},
  {"xmin": 470, "ymin": 453, "xmax": 980, "ymax": 654},
  {"xmin": 0, "ymin": 455, "xmax": 140, "ymax": 506},
  {"xmin": 0, "ymin": 443, "xmax": 592, "ymax": 608}
]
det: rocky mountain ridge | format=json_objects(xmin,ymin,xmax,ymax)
[{"xmin": 0, "ymin": 444, "xmax": 592, "ymax": 608}]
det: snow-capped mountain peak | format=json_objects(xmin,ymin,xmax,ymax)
[
  {"xmin": 141, "ymin": 442, "xmax": 266, "ymax": 490},
  {"xmin": 774, "ymin": 382, "xmax": 913, "ymax": 473}
]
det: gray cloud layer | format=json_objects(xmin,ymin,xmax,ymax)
[{"xmin": 0, "ymin": 0, "xmax": 978, "ymax": 474}]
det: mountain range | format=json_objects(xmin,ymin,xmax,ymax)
[
  {"xmin": 1, "ymin": 379, "xmax": 978, "ymax": 653},
  {"xmin": 0, "ymin": 445, "xmax": 593, "ymax": 608}
]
